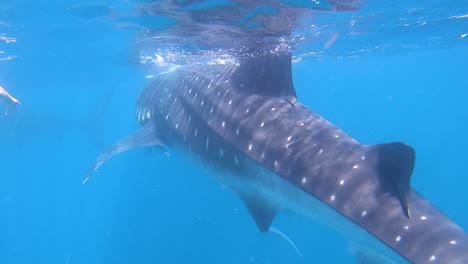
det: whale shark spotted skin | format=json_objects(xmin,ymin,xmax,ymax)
[{"xmin": 86, "ymin": 54, "xmax": 468, "ymax": 264}]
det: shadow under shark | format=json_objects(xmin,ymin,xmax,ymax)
[{"xmin": 85, "ymin": 54, "xmax": 468, "ymax": 264}]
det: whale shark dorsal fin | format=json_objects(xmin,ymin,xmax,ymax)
[
  {"xmin": 232, "ymin": 54, "xmax": 297, "ymax": 103},
  {"xmin": 83, "ymin": 121, "xmax": 165, "ymax": 184},
  {"xmin": 239, "ymin": 192, "xmax": 279, "ymax": 233},
  {"xmin": 369, "ymin": 142, "xmax": 416, "ymax": 218}
]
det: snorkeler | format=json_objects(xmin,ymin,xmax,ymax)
[{"xmin": 0, "ymin": 85, "xmax": 21, "ymax": 115}]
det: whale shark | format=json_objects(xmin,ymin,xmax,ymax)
[{"xmin": 85, "ymin": 53, "xmax": 468, "ymax": 264}]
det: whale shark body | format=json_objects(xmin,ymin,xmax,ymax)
[{"xmin": 86, "ymin": 54, "xmax": 468, "ymax": 263}]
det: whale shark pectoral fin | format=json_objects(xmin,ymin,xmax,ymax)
[
  {"xmin": 239, "ymin": 192, "xmax": 279, "ymax": 233},
  {"xmin": 369, "ymin": 142, "xmax": 416, "ymax": 218},
  {"xmin": 83, "ymin": 121, "xmax": 165, "ymax": 184}
]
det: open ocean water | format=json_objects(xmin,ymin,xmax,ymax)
[{"xmin": 0, "ymin": 1, "xmax": 467, "ymax": 264}]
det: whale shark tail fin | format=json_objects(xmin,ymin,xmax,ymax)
[{"xmin": 83, "ymin": 120, "xmax": 165, "ymax": 184}]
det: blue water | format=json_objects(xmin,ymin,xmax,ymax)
[{"xmin": 1, "ymin": 1, "xmax": 467, "ymax": 264}]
